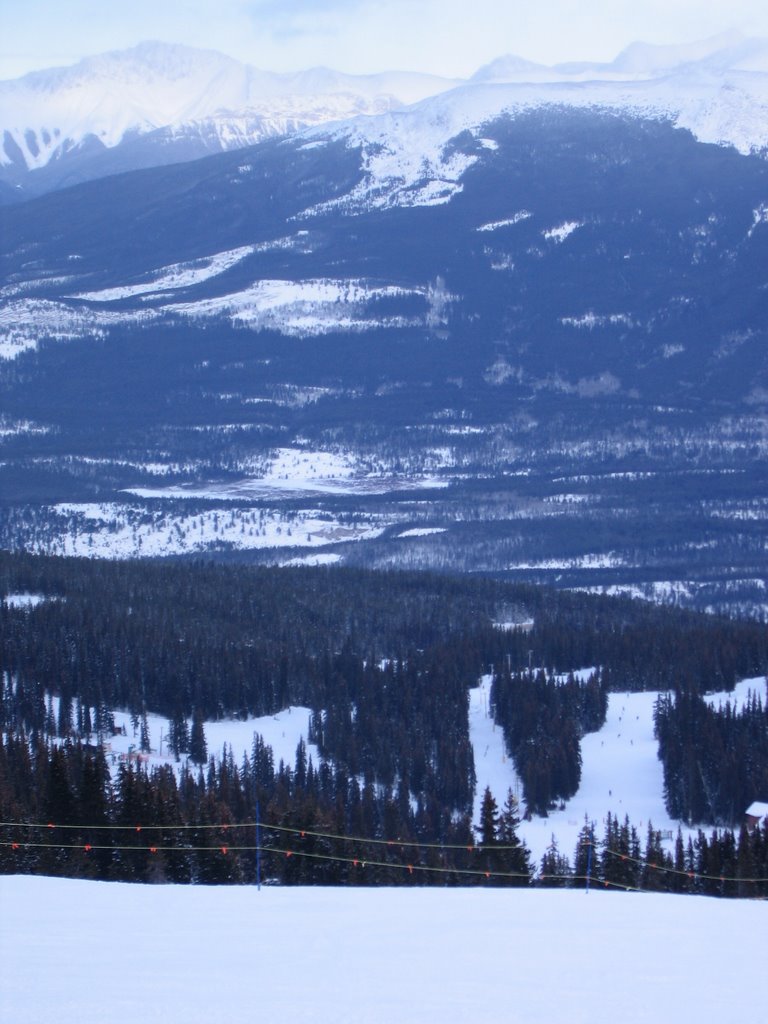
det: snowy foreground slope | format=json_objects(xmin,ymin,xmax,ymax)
[{"xmin": 1, "ymin": 876, "xmax": 765, "ymax": 1024}]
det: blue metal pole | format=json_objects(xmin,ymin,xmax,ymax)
[
  {"xmin": 585, "ymin": 830, "xmax": 593, "ymax": 895},
  {"xmin": 256, "ymin": 797, "xmax": 262, "ymax": 892}
]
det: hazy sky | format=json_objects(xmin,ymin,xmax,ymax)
[{"xmin": 2, "ymin": 0, "xmax": 767, "ymax": 80}]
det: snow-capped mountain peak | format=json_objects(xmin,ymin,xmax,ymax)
[
  {"xmin": 606, "ymin": 31, "xmax": 748, "ymax": 75},
  {"xmin": 3, "ymin": 35, "xmax": 768, "ymax": 204},
  {"xmin": 0, "ymin": 41, "xmax": 460, "ymax": 177},
  {"xmin": 473, "ymin": 31, "xmax": 768, "ymax": 84}
]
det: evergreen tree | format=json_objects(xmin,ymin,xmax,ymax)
[
  {"xmin": 573, "ymin": 818, "xmax": 597, "ymax": 889},
  {"xmin": 139, "ymin": 711, "xmax": 151, "ymax": 754},
  {"xmin": 477, "ymin": 787, "xmax": 499, "ymax": 846},
  {"xmin": 539, "ymin": 835, "xmax": 571, "ymax": 887},
  {"xmin": 189, "ymin": 709, "xmax": 207, "ymax": 766},
  {"xmin": 497, "ymin": 789, "xmax": 532, "ymax": 885}
]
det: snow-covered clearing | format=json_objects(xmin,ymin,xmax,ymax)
[
  {"xmin": 165, "ymin": 277, "xmax": 421, "ymax": 335},
  {"xmin": 1, "ymin": 876, "xmax": 765, "ymax": 1024},
  {"xmin": 33, "ymin": 501, "xmax": 386, "ymax": 558},
  {"xmin": 507, "ymin": 552, "xmax": 627, "ymax": 570},
  {"xmin": 476, "ymin": 211, "xmax": 532, "ymax": 231},
  {"xmin": 129, "ymin": 446, "xmax": 449, "ymax": 501},
  {"xmin": 104, "ymin": 704, "xmax": 317, "ymax": 775},
  {"xmin": 543, "ymin": 219, "xmax": 583, "ymax": 242},
  {"xmin": 1, "ymin": 592, "xmax": 48, "ymax": 609},
  {"xmin": 0, "ymin": 298, "xmax": 155, "ymax": 360},
  {"xmin": 703, "ymin": 675, "xmax": 767, "ymax": 715},
  {"xmin": 521, "ymin": 689, "xmax": 685, "ymax": 863},
  {"xmin": 396, "ymin": 526, "xmax": 447, "ymax": 538}
]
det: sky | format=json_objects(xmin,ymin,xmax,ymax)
[{"xmin": 1, "ymin": 0, "xmax": 768, "ymax": 81}]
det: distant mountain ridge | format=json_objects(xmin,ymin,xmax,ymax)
[
  {"xmin": 2, "ymin": 34, "xmax": 768, "ymax": 203},
  {"xmin": 0, "ymin": 41, "xmax": 459, "ymax": 200}
]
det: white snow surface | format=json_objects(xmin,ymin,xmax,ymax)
[
  {"xmin": 166, "ymin": 278, "xmax": 422, "ymax": 335},
  {"xmin": 2, "ymin": 273, "xmax": 427, "ymax": 355},
  {"xmin": 128, "ymin": 446, "xmax": 448, "ymax": 501},
  {"xmin": 35, "ymin": 501, "xmax": 385, "ymax": 558},
  {"xmin": 543, "ymin": 219, "xmax": 584, "ymax": 243},
  {"xmin": 703, "ymin": 675, "xmax": 767, "ymax": 711},
  {"xmin": 1, "ymin": 593, "xmax": 47, "ymax": 609},
  {"xmin": 508, "ymin": 553, "xmax": 626, "ymax": 570},
  {"xmin": 1, "ymin": 876, "xmax": 765, "ymax": 1024},
  {"xmin": 476, "ymin": 211, "xmax": 532, "ymax": 231},
  {"xmin": 72, "ymin": 245, "xmax": 255, "ymax": 300},
  {"xmin": 396, "ymin": 527, "xmax": 448, "ymax": 538}
]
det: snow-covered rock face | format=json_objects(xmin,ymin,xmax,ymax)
[
  {"xmin": 3, "ymin": 34, "xmax": 768, "ymax": 201},
  {"xmin": 0, "ymin": 41, "xmax": 459, "ymax": 176},
  {"xmin": 292, "ymin": 33, "xmax": 768, "ymax": 216},
  {"xmin": 331, "ymin": 60, "xmax": 768, "ymax": 214}
]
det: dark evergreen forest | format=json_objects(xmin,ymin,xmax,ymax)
[
  {"xmin": 490, "ymin": 668, "xmax": 608, "ymax": 814},
  {"xmin": 655, "ymin": 690, "xmax": 768, "ymax": 826},
  {"xmin": 1, "ymin": 551, "xmax": 767, "ymax": 888}
]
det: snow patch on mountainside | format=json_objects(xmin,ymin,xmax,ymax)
[
  {"xmin": 301, "ymin": 109, "xmax": 481, "ymax": 213},
  {"xmin": 477, "ymin": 211, "xmax": 532, "ymax": 231},
  {"xmin": 560, "ymin": 312, "xmax": 637, "ymax": 329},
  {"xmin": 72, "ymin": 245, "xmax": 255, "ymax": 301},
  {"xmin": 0, "ymin": 273, "xmax": 432, "ymax": 351},
  {"xmin": 309, "ymin": 49, "xmax": 768, "ymax": 213},
  {"xmin": 35, "ymin": 501, "xmax": 386, "ymax": 558},
  {"xmin": 703, "ymin": 675, "xmax": 767, "ymax": 711},
  {"xmin": 509, "ymin": 553, "xmax": 626, "ymax": 570},
  {"xmin": 543, "ymin": 220, "xmax": 583, "ymax": 243},
  {"xmin": 748, "ymin": 202, "xmax": 768, "ymax": 236},
  {"xmin": 0, "ymin": 416, "xmax": 50, "ymax": 438},
  {"xmin": 1, "ymin": 592, "xmax": 48, "ymax": 609},
  {"xmin": 397, "ymin": 527, "xmax": 448, "ymax": 538},
  {"xmin": 0, "ymin": 298, "xmax": 156, "ymax": 359},
  {"xmin": 166, "ymin": 278, "xmax": 423, "ymax": 334}
]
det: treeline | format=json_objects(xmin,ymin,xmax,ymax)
[
  {"xmin": 540, "ymin": 813, "xmax": 768, "ymax": 899},
  {"xmin": 2, "ymin": 552, "xmax": 766, "ymax": 722},
  {"xmin": 654, "ymin": 689, "xmax": 768, "ymax": 825},
  {"xmin": 3, "ymin": 733, "xmax": 767, "ymax": 897},
  {"xmin": 490, "ymin": 668, "xmax": 609, "ymax": 814},
  {"xmin": 0, "ymin": 734, "xmax": 520, "ymax": 886}
]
